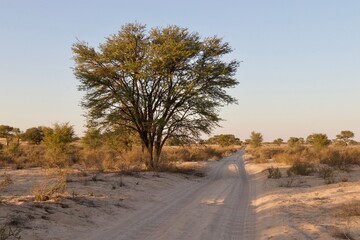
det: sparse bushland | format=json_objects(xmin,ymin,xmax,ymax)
[{"xmin": 246, "ymin": 141, "xmax": 360, "ymax": 178}]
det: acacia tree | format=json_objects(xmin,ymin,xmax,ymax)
[
  {"xmin": 22, "ymin": 127, "xmax": 44, "ymax": 144},
  {"xmin": 306, "ymin": 133, "xmax": 331, "ymax": 148},
  {"xmin": 273, "ymin": 138, "xmax": 283, "ymax": 146},
  {"xmin": 249, "ymin": 131, "xmax": 263, "ymax": 148},
  {"xmin": 207, "ymin": 134, "xmax": 241, "ymax": 146},
  {"xmin": 73, "ymin": 23, "xmax": 239, "ymax": 169},
  {"xmin": 336, "ymin": 130, "xmax": 355, "ymax": 146},
  {"xmin": 0, "ymin": 125, "xmax": 14, "ymax": 146}
]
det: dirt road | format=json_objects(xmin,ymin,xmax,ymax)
[{"xmin": 80, "ymin": 150, "xmax": 256, "ymax": 240}]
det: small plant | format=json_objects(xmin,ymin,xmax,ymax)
[
  {"xmin": 279, "ymin": 176, "xmax": 296, "ymax": 187},
  {"xmin": 0, "ymin": 224, "xmax": 22, "ymax": 240},
  {"xmin": 318, "ymin": 166, "xmax": 336, "ymax": 184},
  {"xmin": 267, "ymin": 166, "xmax": 282, "ymax": 179},
  {"xmin": 0, "ymin": 175, "xmax": 13, "ymax": 189},
  {"xmin": 32, "ymin": 171, "xmax": 67, "ymax": 201}
]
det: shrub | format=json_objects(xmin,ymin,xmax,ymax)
[
  {"xmin": 274, "ymin": 152, "xmax": 301, "ymax": 165},
  {"xmin": 267, "ymin": 166, "xmax": 282, "ymax": 179},
  {"xmin": 287, "ymin": 161, "xmax": 315, "ymax": 176},
  {"xmin": 249, "ymin": 131, "xmax": 263, "ymax": 148},
  {"xmin": 32, "ymin": 171, "xmax": 67, "ymax": 201},
  {"xmin": 306, "ymin": 133, "xmax": 331, "ymax": 148},
  {"xmin": 319, "ymin": 149, "xmax": 358, "ymax": 171},
  {"xmin": 0, "ymin": 224, "xmax": 22, "ymax": 240},
  {"xmin": 318, "ymin": 166, "xmax": 336, "ymax": 184},
  {"xmin": 43, "ymin": 123, "xmax": 74, "ymax": 166},
  {"xmin": 260, "ymin": 147, "xmax": 285, "ymax": 159}
]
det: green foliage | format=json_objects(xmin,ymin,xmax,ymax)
[
  {"xmin": 0, "ymin": 125, "xmax": 16, "ymax": 146},
  {"xmin": 287, "ymin": 137, "xmax": 304, "ymax": 148},
  {"xmin": 82, "ymin": 128, "xmax": 103, "ymax": 149},
  {"xmin": 72, "ymin": 22, "xmax": 239, "ymax": 170},
  {"xmin": 249, "ymin": 131, "xmax": 263, "ymax": 148},
  {"xmin": 21, "ymin": 127, "xmax": 43, "ymax": 144},
  {"xmin": 267, "ymin": 166, "xmax": 282, "ymax": 179},
  {"xmin": 43, "ymin": 123, "xmax": 74, "ymax": 166},
  {"xmin": 306, "ymin": 133, "xmax": 331, "ymax": 148},
  {"xmin": 207, "ymin": 134, "xmax": 241, "ymax": 146},
  {"xmin": 103, "ymin": 127, "xmax": 133, "ymax": 153},
  {"xmin": 273, "ymin": 138, "xmax": 283, "ymax": 146},
  {"xmin": 336, "ymin": 130, "xmax": 355, "ymax": 146},
  {"xmin": 165, "ymin": 136, "xmax": 194, "ymax": 146}
]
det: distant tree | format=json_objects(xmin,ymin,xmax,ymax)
[
  {"xmin": 207, "ymin": 134, "xmax": 241, "ymax": 146},
  {"xmin": 82, "ymin": 128, "xmax": 103, "ymax": 149},
  {"xmin": 287, "ymin": 137, "xmax": 304, "ymax": 148},
  {"xmin": 249, "ymin": 131, "xmax": 263, "ymax": 148},
  {"xmin": 0, "ymin": 125, "xmax": 14, "ymax": 146},
  {"xmin": 22, "ymin": 127, "xmax": 44, "ymax": 144},
  {"xmin": 273, "ymin": 138, "xmax": 284, "ymax": 146},
  {"xmin": 43, "ymin": 123, "xmax": 75, "ymax": 164},
  {"xmin": 336, "ymin": 130, "xmax": 355, "ymax": 146},
  {"xmin": 73, "ymin": 23, "xmax": 239, "ymax": 169},
  {"xmin": 306, "ymin": 133, "xmax": 331, "ymax": 148}
]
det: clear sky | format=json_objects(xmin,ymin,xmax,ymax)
[{"xmin": 0, "ymin": 0, "xmax": 359, "ymax": 141}]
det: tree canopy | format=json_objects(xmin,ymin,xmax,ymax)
[
  {"xmin": 21, "ymin": 127, "xmax": 44, "ymax": 145},
  {"xmin": 72, "ymin": 23, "xmax": 239, "ymax": 169},
  {"xmin": 336, "ymin": 130, "xmax": 355, "ymax": 146},
  {"xmin": 207, "ymin": 134, "xmax": 241, "ymax": 146},
  {"xmin": 306, "ymin": 133, "xmax": 331, "ymax": 148},
  {"xmin": 249, "ymin": 131, "xmax": 263, "ymax": 148}
]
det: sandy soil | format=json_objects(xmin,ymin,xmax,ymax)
[
  {"xmin": 244, "ymin": 156, "xmax": 360, "ymax": 240},
  {"xmin": 76, "ymin": 150, "xmax": 256, "ymax": 240},
  {"xmin": 2, "ymin": 150, "xmax": 359, "ymax": 239}
]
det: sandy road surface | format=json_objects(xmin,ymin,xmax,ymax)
[{"xmin": 79, "ymin": 151, "xmax": 256, "ymax": 240}]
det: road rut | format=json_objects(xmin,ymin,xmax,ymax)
[{"xmin": 81, "ymin": 150, "xmax": 256, "ymax": 240}]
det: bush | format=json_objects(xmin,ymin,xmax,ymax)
[
  {"xmin": 287, "ymin": 161, "xmax": 315, "ymax": 176},
  {"xmin": 32, "ymin": 171, "xmax": 67, "ymax": 201},
  {"xmin": 267, "ymin": 166, "xmax": 282, "ymax": 179},
  {"xmin": 319, "ymin": 149, "xmax": 359, "ymax": 171},
  {"xmin": 260, "ymin": 147, "xmax": 285, "ymax": 159},
  {"xmin": 318, "ymin": 166, "xmax": 336, "ymax": 184},
  {"xmin": 274, "ymin": 152, "xmax": 301, "ymax": 165}
]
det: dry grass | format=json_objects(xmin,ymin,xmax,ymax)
[
  {"xmin": 32, "ymin": 170, "xmax": 67, "ymax": 201},
  {"xmin": 1, "ymin": 143, "xmax": 237, "ymax": 174}
]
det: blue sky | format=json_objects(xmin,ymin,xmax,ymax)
[{"xmin": 0, "ymin": 0, "xmax": 359, "ymax": 141}]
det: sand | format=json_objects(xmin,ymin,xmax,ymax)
[{"xmin": 1, "ymin": 151, "xmax": 359, "ymax": 239}]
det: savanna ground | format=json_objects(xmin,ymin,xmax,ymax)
[
  {"xmin": 0, "ymin": 140, "xmax": 239, "ymax": 240},
  {"xmin": 1, "ymin": 138, "xmax": 360, "ymax": 240},
  {"xmin": 245, "ymin": 144, "xmax": 360, "ymax": 240}
]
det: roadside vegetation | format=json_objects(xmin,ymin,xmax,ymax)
[{"xmin": 245, "ymin": 130, "xmax": 360, "ymax": 239}]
